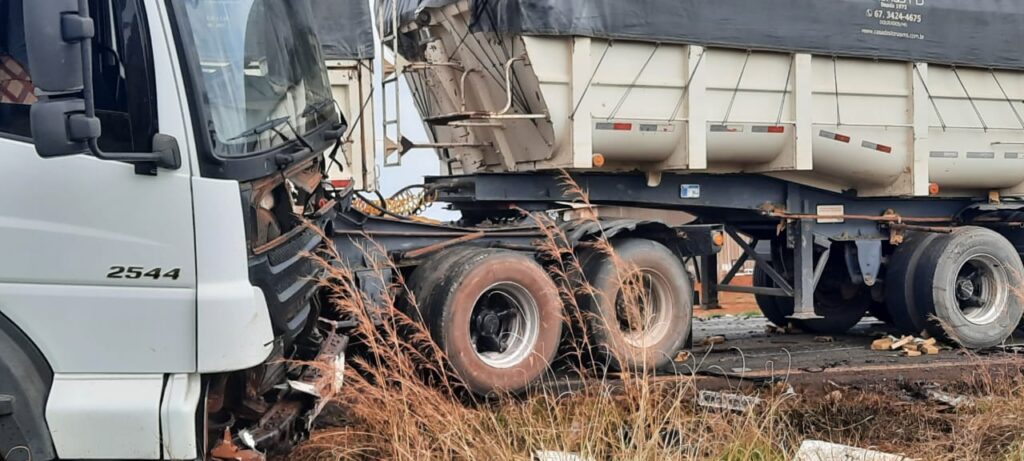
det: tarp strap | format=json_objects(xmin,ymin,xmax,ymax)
[
  {"xmin": 991, "ymin": 70, "xmax": 1024, "ymax": 131},
  {"xmin": 833, "ymin": 57, "xmax": 842, "ymax": 127},
  {"xmin": 722, "ymin": 50, "xmax": 752, "ymax": 125},
  {"xmin": 914, "ymin": 63, "xmax": 947, "ymax": 132},
  {"xmin": 608, "ymin": 42, "xmax": 660, "ymax": 120},
  {"xmin": 667, "ymin": 47, "xmax": 706, "ymax": 122},
  {"xmin": 953, "ymin": 66, "xmax": 988, "ymax": 132},
  {"xmin": 569, "ymin": 40, "xmax": 613, "ymax": 120},
  {"xmin": 775, "ymin": 55, "xmax": 795, "ymax": 126}
]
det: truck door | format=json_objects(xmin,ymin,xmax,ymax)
[{"xmin": 0, "ymin": 0, "xmax": 198, "ymax": 374}]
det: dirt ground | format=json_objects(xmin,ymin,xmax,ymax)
[{"xmin": 694, "ymin": 274, "xmax": 761, "ymax": 318}]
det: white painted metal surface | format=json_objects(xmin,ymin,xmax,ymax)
[
  {"xmin": 47, "ymin": 374, "xmax": 165, "ymax": 459},
  {"xmin": 394, "ymin": 0, "xmax": 1024, "ymax": 198},
  {"xmin": 161, "ymin": 374, "xmax": 203, "ymax": 460},
  {"xmin": 193, "ymin": 177, "xmax": 275, "ymax": 373}
]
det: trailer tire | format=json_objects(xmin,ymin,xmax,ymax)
[
  {"xmin": 421, "ymin": 249, "xmax": 562, "ymax": 396},
  {"xmin": 579, "ymin": 239, "xmax": 692, "ymax": 372},
  {"xmin": 911, "ymin": 227, "xmax": 1023, "ymax": 348},
  {"xmin": 752, "ymin": 262, "xmax": 867, "ymax": 335},
  {"xmin": 884, "ymin": 232, "xmax": 940, "ymax": 335},
  {"xmin": 752, "ymin": 264, "xmax": 791, "ymax": 328}
]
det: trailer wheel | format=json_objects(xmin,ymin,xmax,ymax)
[
  {"xmin": 911, "ymin": 227, "xmax": 1023, "ymax": 348},
  {"xmin": 421, "ymin": 249, "xmax": 562, "ymax": 395},
  {"xmin": 579, "ymin": 239, "xmax": 692, "ymax": 371},
  {"xmin": 883, "ymin": 232, "xmax": 940, "ymax": 335},
  {"xmin": 752, "ymin": 261, "xmax": 867, "ymax": 335},
  {"xmin": 752, "ymin": 264, "xmax": 791, "ymax": 328}
]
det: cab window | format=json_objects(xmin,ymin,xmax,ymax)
[{"xmin": 0, "ymin": 0, "xmax": 155, "ymax": 152}]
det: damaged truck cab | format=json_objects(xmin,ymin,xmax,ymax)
[{"xmin": 0, "ymin": 0, "xmax": 347, "ymax": 459}]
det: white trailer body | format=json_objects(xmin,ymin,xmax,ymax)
[{"xmin": 387, "ymin": 0, "xmax": 1024, "ymax": 198}]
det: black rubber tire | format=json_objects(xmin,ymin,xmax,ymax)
[
  {"xmin": 867, "ymin": 301, "xmax": 892, "ymax": 324},
  {"xmin": 911, "ymin": 227, "xmax": 1023, "ymax": 348},
  {"xmin": 752, "ymin": 263, "xmax": 792, "ymax": 327},
  {"xmin": 578, "ymin": 239, "xmax": 693, "ymax": 371},
  {"xmin": 884, "ymin": 232, "xmax": 940, "ymax": 335},
  {"xmin": 420, "ymin": 249, "xmax": 563, "ymax": 395},
  {"xmin": 404, "ymin": 246, "xmax": 482, "ymax": 320},
  {"xmin": 752, "ymin": 261, "xmax": 867, "ymax": 335}
]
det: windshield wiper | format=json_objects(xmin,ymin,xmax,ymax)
[
  {"xmin": 226, "ymin": 116, "xmax": 292, "ymax": 142},
  {"xmin": 300, "ymin": 98, "xmax": 334, "ymax": 120}
]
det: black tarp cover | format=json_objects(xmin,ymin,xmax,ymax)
[
  {"xmin": 314, "ymin": 0, "xmax": 376, "ymax": 59},
  {"xmin": 377, "ymin": 0, "xmax": 1024, "ymax": 70}
]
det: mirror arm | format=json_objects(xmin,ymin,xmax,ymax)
[{"xmin": 69, "ymin": 1, "xmax": 180, "ymax": 175}]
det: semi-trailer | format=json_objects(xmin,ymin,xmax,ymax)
[
  {"xmin": 2, "ymin": 0, "xmax": 1024, "ymax": 459},
  {"xmin": 318, "ymin": 0, "xmax": 1024, "ymax": 394}
]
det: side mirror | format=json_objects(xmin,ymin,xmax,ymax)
[
  {"xmin": 24, "ymin": 0, "xmax": 88, "ymax": 92},
  {"xmin": 25, "ymin": 0, "xmax": 94, "ymax": 158},
  {"xmin": 24, "ymin": 0, "xmax": 181, "ymax": 174}
]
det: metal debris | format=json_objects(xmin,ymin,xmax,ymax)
[
  {"xmin": 924, "ymin": 389, "xmax": 972, "ymax": 409},
  {"xmin": 210, "ymin": 429, "xmax": 264, "ymax": 461},
  {"xmin": 793, "ymin": 440, "xmax": 911, "ymax": 461},
  {"xmin": 697, "ymin": 390, "xmax": 763, "ymax": 412}
]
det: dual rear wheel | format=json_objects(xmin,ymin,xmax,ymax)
[
  {"xmin": 885, "ymin": 227, "xmax": 1023, "ymax": 349},
  {"xmin": 752, "ymin": 227, "xmax": 1022, "ymax": 349},
  {"xmin": 406, "ymin": 239, "xmax": 693, "ymax": 396}
]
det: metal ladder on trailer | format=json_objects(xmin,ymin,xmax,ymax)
[{"xmin": 379, "ymin": 0, "xmax": 406, "ymax": 167}]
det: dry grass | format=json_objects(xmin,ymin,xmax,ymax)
[{"xmin": 291, "ymin": 180, "xmax": 1024, "ymax": 461}]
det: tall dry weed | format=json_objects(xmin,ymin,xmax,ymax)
[{"xmin": 290, "ymin": 179, "xmax": 1024, "ymax": 461}]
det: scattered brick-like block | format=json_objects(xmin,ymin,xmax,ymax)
[{"xmin": 871, "ymin": 338, "xmax": 894, "ymax": 351}]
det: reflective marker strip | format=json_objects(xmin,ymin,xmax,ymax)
[
  {"xmin": 639, "ymin": 124, "xmax": 676, "ymax": 132},
  {"xmin": 967, "ymin": 152, "xmax": 995, "ymax": 159},
  {"xmin": 861, "ymin": 141, "xmax": 893, "ymax": 154},
  {"xmin": 752, "ymin": 125, "xmax": 786, "ymax": 133},
  {"xmin": 819, "ymin": 130, "xmax": 851, "ymax": 143},
  {"xmin": 930, "ymin": 151, "xmax": 958, "ymax": 158},
  {"xmin": 710, "ymin": 124, "xmax": 744, "ymax": 133},
  {"xmin": 595, "ymin": 122, "xmax": 634, "ymax": 131}
]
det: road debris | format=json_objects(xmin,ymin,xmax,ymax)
[
  {"xmin": 890, "ymin": 335, "xmax": 915, "ymax": 350},
  {"xmin": 674, "ymin": 351, "xmax": 691, "ymax": 362},
  {"xmin": 920, "ymin": 388, "xmax": 972, "ymax": 409},
  {"xmin": 700, "ymin": 335, "xmax": 727, "ymax": 347},
  {"xmin": 871, "ymin": 337, "xmax": 894, "ymax": 350},
  {"xmin": 534, "ymin": 450, "xmax": 595, "ymax": 461},
  {"xmin": 814, "ymin": 336, "xmax": 834, "ymax": 343},
  {"xmin": 697, "ymin": 390, "xmax": 763, "ymax": 412},
  {"xmin": 210, "ymin": 429, "xmax": 264, "ymax": 461},
  {"xmin": 793, "ymin": 440, "xmax": 911, "ymax": 461},
  {"xmin": 871, "ymin": 335, "xmax": 940, "ymax": 356}
]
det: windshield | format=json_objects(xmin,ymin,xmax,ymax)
[{"xmin": 181, "ymin": 0, "xmax": 337, "ymax": 156}]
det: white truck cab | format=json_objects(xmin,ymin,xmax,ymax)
[{"xmin": 0, "ymin": 0, "xmax": 349, "ymax": 459}]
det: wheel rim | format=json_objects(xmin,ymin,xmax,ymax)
[
  {"xmin": 614, "ymin": 269, "xmax": 673, "ymax": 347},
  {"xmin": 469, "ymin": 282, "xmax": 540, "ymax": 369},
  {"xmin": 951, "ymin": 254, "xmax": 1009, "ymax": 326}
]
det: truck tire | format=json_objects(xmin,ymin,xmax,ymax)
[
  {"xmin": 752, "ymin": 261, "xmax": 866, "ymax": 335},
  {"xmin": 404, "ymin": 247, "xmax": 482, "ymax": 320},
  {"xmin": 911, "ymin": 227, "xmax": 1023, "ymax": 348},
  {"xmin": 884, "ymin": 232, "xmax": 940, "ymax": 335},
  {"xmin": 579, "ymin": 239, "xmax": 692, "ymax": 372},
  {"xmin": 420, "ymin": 249, "xmax": 563, "ymax": 396}
]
